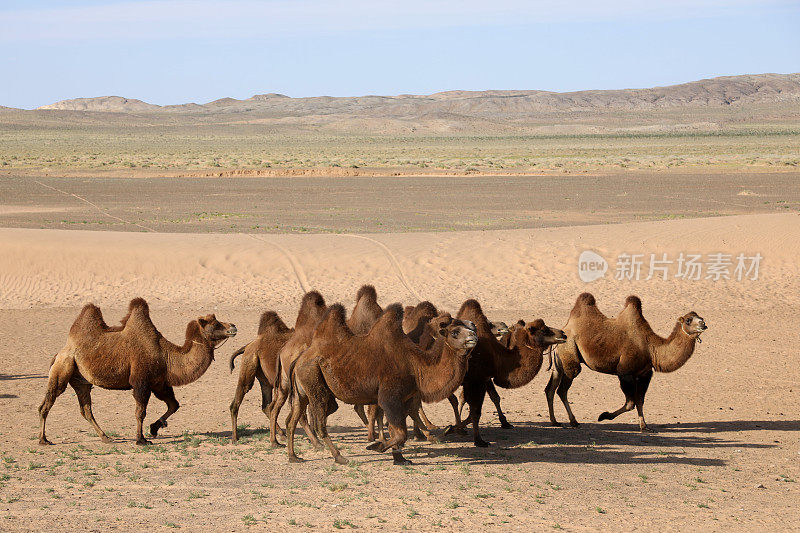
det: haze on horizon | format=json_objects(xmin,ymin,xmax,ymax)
[{"xmin": 1, "ymin": 0, "xmax": 799, "ymax": 110}]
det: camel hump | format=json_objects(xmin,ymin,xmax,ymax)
[
  {"xmin": 258, "ymin": 311, "xmax": 288, "ymax": 335},
  {"xmin": 128, "ymin": 297, "xmax": 149, "ymax": 312},
  {"xmin": 323, "ymin": 303, "xmax": 349, "ymax": 330},
  {"xmin": 371, "ymin": 303, "xmax": 404, "ymax": 335},
  {"xmin": 301, "ymin": 290, "xmax": 326, "ymax": 308},
  {"xmin": 70, "ymin": 303, "xmax": 107, "ymax": 335},
  {"xmin": 355, "ymin": 284, "xmax": 378, "ymax": 303},
  {"xmin": 624, "ymin": 295, "xmax": 643, "ymax": 313},
  {"xmin": 415, "ymin": 301, "xmax": 438, "ymax": 317},
  {"xmin": 576, "ymin": 292, "xmax": 596, "ymax": 307},
  {"xmin": 457, "ymin": 299, "xmax": 483, "ymax": 317},
  {"xmin": 530, "ymin": 318, "xmax": 546, "ymax": 329}
]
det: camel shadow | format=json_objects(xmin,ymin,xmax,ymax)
[
  {"xmin": 0, "ymin": 373, "xmax": 47, "ymax": 381},
  {"xmin": 0, "ymin": 394, "xmax": 18, "ymax": 399},
  {"xmin": 654, "ymin": 420, "xmax": 800, "ymax": 433}
]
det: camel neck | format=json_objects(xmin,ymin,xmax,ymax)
[
  {"xmin": 413, "ymin": 337, "xmax": 469, "ymax": 403},
  {"xmin": 492, "ymin": 329, "xmax": 544, "ymax": 389},
  {"xmin": 650, "ymin": 322, "xmax": 697, "ymax": 373},
  {"xmin": 165, "ymin": 323, "xmax": 215, "ymax": 387}
]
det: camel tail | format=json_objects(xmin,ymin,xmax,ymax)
[
  {"xmin": 229, "ymin": 344, "xmax": 247, "ymax": 373},
  {"xmin": 285, "ymin": 356, "xmax": 300, "ymax": 407}
]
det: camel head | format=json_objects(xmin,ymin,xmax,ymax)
[
  {"xmin": 521, "ymin": 319, "xmax": 567, "ymax": 349},
  {"xmin": 429, "ymin": 314, "xmax": 478, "ymax": 353},
  {"xmin": 197, "ymin": 314, "xmax": 238, "ymax": 347},
  {"xmin": 678, "ymin": 311, "xmax": 707, "ymax": 342},
  {"xmin": 490, "ymin": 321, "xmax": 510, "ymax": 339}
]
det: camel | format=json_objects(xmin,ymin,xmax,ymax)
[
  {"xmin": 286, "ymin": 304, "xmax": 477, "ymax": 465},
  {"xmin": 267, "ymin": 290, "xmax": 329, "ymax": 449},
  {"xmin": 363, "ymin": 300, "xmax": 456, "ymax": 445},
  {"xmin": 228, "ymin": 311, "xmax": 293, "ymax": 442},
  {"xmin": 38, "ymin": 298, "xmax": 236, "ymax": 445},
  {"xmin": 347, "ymin": 285, "xmax": 385, "ymax": 427},
  {"xmin": 455, "ymin": 319, "xmax": 519, "ymax": 429},
  {"xmin": 450, "ymin": 299, "xmax": 566, "ymax": 447},
  {"xmin": 546, "ymin": 293, "xmax": 707, "ymax": 431}
]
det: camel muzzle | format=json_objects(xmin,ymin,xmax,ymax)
[{"xmin": 225, "ymin": 326, "xmax": 238, "ymax": 337}]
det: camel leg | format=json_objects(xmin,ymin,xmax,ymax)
[
  {"xmin": 286, "ymin": 385, "xmax": 308, "ymax": 463},
  {"xmin": 228, "ymin": 353, "xmax": 257, "ymax": 443},
  {"xmin": 132, "ymin": 385, "xmax": 152, "ymax": 445},
  {"xmin": 268, "ymin": 380, "xmax": 288, "ymax": 447},
  {"xmin": 353, "ymin": 404, "xmax": 368, "ymax": 426},
  {"xmin": 598, "ymin": 375, "xmax": 636, "ymax": 424},
  {"xmin": 378, "ymin": 405, "xmax": 411, "ymax": 465},
  {"xmin": 293, "ymin": 408, "xmax": 323, "ymax": 450},
  {"xmin": 486, "ymin": 380, "xmax": 512, "ymax": 429},
  {"xmin": 255, "ymin": 369, "xmax": 283, "ymax": 436},
  {"xmin": 545, "ymin": 369, "xmax": 562, "ymax": 427},
  {"xmin": 418, "ymin": 405, "xmax": 439, "ymax": 431},
  {"xmin": 409, "ymin": 404, "xmax": 440, "ymax": 443},
  {"xmin": 556, "ymin": 375, "xmax": 580, "ymax": 428},
  {"xmin": 70, "ymin": 379, "xmax": 111, "ymax": 443},
  {"xmin": 463, "ymin": 380, "xmax": 489, "ymax": 447},
  {"xmin": 635, "ymin": 370, "xmax": 654, "ymax": 432},
  {"xmin": 446, "ymin": 393, "xmax": 467, "ymax": 434},
  {"xmin": 149, "ymin": 386, "xmax": 180, "ymax": 438},
  {"xmin": 312, "ymin": 396, "xmax": 347, "ymax": 465},
  {"xmin": 38, "ymin": 353, "xmax": 74, "ymax": 445}
]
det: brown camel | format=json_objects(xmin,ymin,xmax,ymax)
[
  {"xmin": 455, "ymin": 320, "xmax": 518, "ymax": 429},
  {"xmin": 347, "ymin": 285, "xmax": 385, "ymax": 427},
  {"xmin": 268, "ymin": 290, "xmax": 328, "ymax": 449},
  {"xmin": 286, "ymin": 304, "xmax": 477, "ymax": 465},
  {"xmin": 364, "ymin": 300, "xmax": 455, "ymax": 444},
  {"xmin": 450, "ymin": 299, "xmax": 566, "ymax": 447},
  {"xmin": 547, "ymin": 293, "xmax": 707, "ymax": 431},
  {"xmin": 228, "ymin": 311, "xmax": 293, "ymax": 442},
  {"xmin": 38, "ymin": 298, "xmax": 236, "ymax": 445}
]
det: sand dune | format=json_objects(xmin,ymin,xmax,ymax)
[{"xmin": 2, "ymin": 213, "xmax": 797, "ymax": 313}]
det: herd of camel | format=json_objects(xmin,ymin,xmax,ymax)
[{"xmin": 37, "ymin": 286, "xmax": 707, "ymax": 465}]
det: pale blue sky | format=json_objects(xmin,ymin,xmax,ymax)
[{"xmin": 2, "ymin": 0, "xmax": 798, "ymax": 109}]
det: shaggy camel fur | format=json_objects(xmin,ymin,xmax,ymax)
[
  {"xmin": 347, "ymin": 285, "xmax": 384, "ymax": 428},
  {"xmin": 228, "ymin": 311, "xmax": 293, "ymax": 442},
  {"xmin": 450, "ymin": 300, "xmax": 566, "ymax": 447},
  {"xmin": 39, "ymin": 298, "xmax": 237, "ymax": 445},
  {"xmin": 268, "ymin": 290, "xmax": 328, "ymax": 449},
  {"xmin": 286, "ymin": 304, "xmax": 477, "ymax": 465},
  {"xmin": 547, "ymin": 293, "xmax": 706, "ymax": 431},
  {"xmin": 364, "ymin": 300, "xmax": 454, "ymax": 444}
]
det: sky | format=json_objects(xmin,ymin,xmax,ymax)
[{"xmin": 1, "ymin": 0, "xmax": 799, "ymax": 109}]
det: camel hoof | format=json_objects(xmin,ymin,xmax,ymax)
[
  {"xmin": 392, "ymin": 453, "xmax": 412, "ymax": 466},
  {"xmin": 569, "ymin": 420, "xmax": 581, "ymax": 428},
  {"xmin": 640, "ymin": 426, "xmax": 656, "ymax": 433},
  {"xmin": 500, "ymin": 421, "xmax": 515, "ymax": 429},
  {"xmin": 231, "ymin": 436, "xmax": 238, "ymax": 444},
  {"xmin": 39, "ymin": 438, "xmax": 53, "ymax": 446},
  {"xmin": 366, "ymin": 442, "xmax": 383, "ymax": 452},
  {"xmin": 427, "ymin": 436, "xmax": 442, "ymax": 444},
  {"xmin": 100, "ymin": 435, "xmax": 113, "ymax": 443},
  {"xmin": 334, "ymin": 456, "xmax": 349, "ymax": 465},
  {"xmin": 136, "ymin": 438, "xmax": 152, "ymax": 446},
  {"xmin": 425, "ymin": 424, "xmax": 440, "ymax": 431},
  {"xmin": 149, "ymin": 421, "xmax": 162, "ymax": 437},
  {"xmin": 269, "ymin": 441, "xmax": 285, "ymax": 449},
  {"xmin": 474, "ymin": 439, "xmax": 490, "ymax": 448},
  {"xmin": 414, "ymin": 434, "xmax": 426, "ymax": 442},
  {"xmin": 598, "ymin": 412, "xmax": 611, "ymax": 422},
  {"xmin": 288, "ymin": 455, "xmax": 305, "ymax": 464},
  {"xmin": 549, "ymin": 421, "xmax": 563, "ymax": 427}
]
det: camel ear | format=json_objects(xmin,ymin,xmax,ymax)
[
  {"xmin": 198, "ymin": 317, "xmax": 209, "ymax": 328},
  {"xmin": 438, "ymin": 327, "xmax": 448, "ymax": 336}
]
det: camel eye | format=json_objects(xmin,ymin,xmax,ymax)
[{"xmin": 451, "ymin": 330, "xmax": 459, "ymax": 338}]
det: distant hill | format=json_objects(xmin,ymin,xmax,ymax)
[{"xmin": 34, "ymin": 73, "xmax": 800, "ymax": 118}]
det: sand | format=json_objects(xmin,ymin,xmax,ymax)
[{"xmin": 1, "ymin": 211, "xmax": 799, "ymax": 531}]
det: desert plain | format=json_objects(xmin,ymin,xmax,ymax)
[{"xmin": 1, "ymin": 74, "xmax": 799, "ymax": 531}]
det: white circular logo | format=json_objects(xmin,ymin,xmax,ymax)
[{"xmin": 578, "ymin": 250, "xmax": 608, "ymax": 282}]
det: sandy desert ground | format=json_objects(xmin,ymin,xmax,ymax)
[{"xmin": 0, "ymin": 171, "xmax": 798, "ymax": 531}]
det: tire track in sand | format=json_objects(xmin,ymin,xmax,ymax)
[
  {"xmin": 244, "ymin": 233, "xmax": 311, "ymax": 294},
  {"xmin": 336, "ymin": 234, "xmax": 423, "ymax": 303},
  {"xmin": 34, "ymin": 180, "xmax": 156, "ymax": 232}
]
